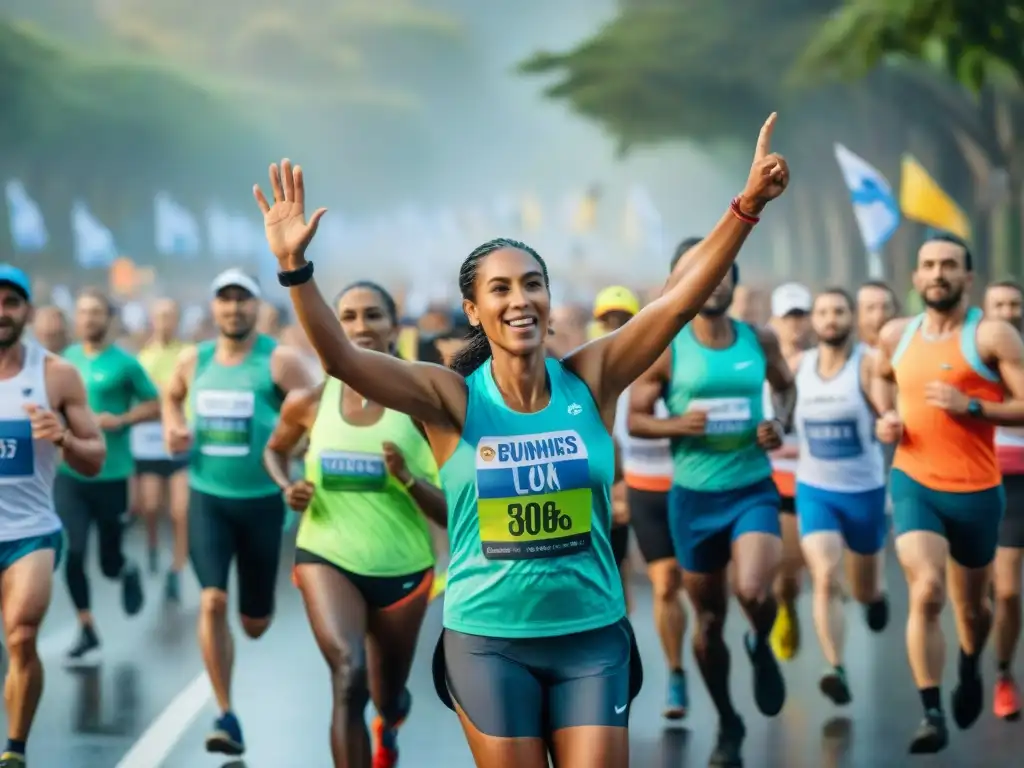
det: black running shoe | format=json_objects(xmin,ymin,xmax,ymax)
[
  {"xmin": 122, "ymin": 560, "xmax": 144, "ymax": 617},
  {"xmin": 908, "ymin": 709, "xmax": 948, "ymax": 754},
  {"xmin": 708, "ymin": 718, "xmax": 745, "ymax": 767},
  {"xmin": 819, "ymin": 667, "xmax": 852, "ymax": 705},
  {"xmin": 745, "ymin": 632, "xmax": 786, "ymax": 717},
  {"xmin": 63, "ymin": 625, "xmax": 100, "ymax": 669},
  {"xmin": 952, "ymin": 671, "xmax": 984, "ymax": 729},
  {"xmin": 864, "ymin": 595, "xmax": 889, "ymax": 633}
]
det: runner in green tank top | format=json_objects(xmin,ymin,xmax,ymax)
[
  {"xmin": 253, "ymin": 126, "xmax": 790, "ymax": 766},
  {"xmin": 630, "ymin": 245, "xmax": 797, "ymax": 766},
  {"xmin": 263, "ymin": 283, "xmax": 447, "ymax": 768},
  {"xmin": 57, "ymin": 287, "xmax": 160, "ymax": 668},
  {"xmin": 163, "ymin": 269, "xmax": 313, "ymax": 758}
]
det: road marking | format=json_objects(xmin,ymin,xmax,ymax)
[{"xmin": 114, "ymin": 672, "xmax": 211, "ymax": 768}]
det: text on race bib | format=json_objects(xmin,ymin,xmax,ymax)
[
  {"xmin": 319, "ymin": 450, "xmax": 387, "ymax": 492},
  {"xmin": 689, "ymin": 397, "xmax": 756, "ymax": 452},
  {"xmin": 804, "ymin": 418, "xmax": 863, "ymax": 460},
  {"xmin": 130, "ymin": 421, "xmax": 170, "ymax": 461},
  {"xmin": 0, "ymin": 419, "xmax": 34, "ymax": 480},
  {"xmin": 475, "ymin": 430, "xmax": 592, "ymax": 561},
  {"xmin": 195, "ymin": 390, "xmax": 254, "ymax": 458}
]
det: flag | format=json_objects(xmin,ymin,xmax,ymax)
[
  {"xmin": 623, "ymin": 184, "xmax": 663, "ymax": 254},
  {"xmin": 154, "ymin": 192, "xmax": 201, "ymax": 256},
  {"xmin": 833, "ymin": 144, "xmax": 900, "ymax": 252},
  {"xmin": 4, "ymin": 180, "xmax": 48, "ymax": 252},
  {"xmin": 71, "ymin": 201, "xmax": 117, "ymax": 269},
  {"xmin": 900, "ymin": 154, "xmax": 972, "ymax": 240},
  {"xmin": 206, "ymin": 207, "xmax": 263, "ymax": 260}
]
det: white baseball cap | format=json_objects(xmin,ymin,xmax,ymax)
[
  {"xmin": 771, "ymin": 282, "xmax": 812, "ymax": 317},
  {"xmin": 210, "ymin": 269, "xmax": 262, "ymax": 300}
]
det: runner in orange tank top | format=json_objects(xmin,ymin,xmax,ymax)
[
  {"xmin": 873, "ymin": 234, "xmax": 1024, "ymax": 755},
  {"xmin": 984, "ymin": 280, "xmax": 1024, "ymax": 721}
]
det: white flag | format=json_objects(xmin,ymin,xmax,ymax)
[
  {"xmin": 206, "ymin": 207, "xmax": 262, "ymax": 260},
  {"xmin": 833, "ymin": 143, "xmax": 900, "ymax": 252},
  {"xmin": 4, "ymin": 180, "xmax": 48, "ymax": 252},
  {"xmin": 71, "ymin": 201, "xmax": 117, "ymax": 269},
  {"xmin": 154, "ymin": 193, "xmax": 201, "ymax": 256}
]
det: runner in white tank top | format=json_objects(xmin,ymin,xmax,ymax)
[
  {"xmin": 0, "ymin": 265, "xmax": 107, "ymax": 766},
  {"xmin": 794, "ymin": 287, "xmax": 890, "ymax": 707}
]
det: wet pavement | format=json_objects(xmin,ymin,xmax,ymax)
[{"xmin": 3, "ymin": 527, "xmax": 1022, "ymax": 767}]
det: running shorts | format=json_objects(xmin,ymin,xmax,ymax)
[
  {"xmin": 0, "ymin": 530, "xmax": 64, "ymax": 572},
  {"xmin": 626, "ymin": 487, "xmax": 675, "ymax": 563},
  {"xmin": 796, "ymin": 482, "xmax": 887, "ymax": 555},
  {"xmin": 188, "ymin": 489, "xmax": 285, "ymax": 618},
  {"xmin": 135, "ymin": 457, "xmax": 189, "ymax": 478},
  {"xmin": 432, "ymin": 619, "xmax": 643, "ymax": 737},
  {"xmin": 668, "ymin": 477, "xmax": 781, "ymax": 573},
  {"xmin": 293, "ymin": 549, "xmax": 433, "ymax": 610},
  {"xmin": 891, "ymin": 468, "xmax": 1005, "ymax": 569},
  {"xmin": 999, "ymin": 474, "xmax": 1024, "ymax": 549},
  {"xmin": 610, "ymin": 524, "xmax": 630, "ymax": 567}
]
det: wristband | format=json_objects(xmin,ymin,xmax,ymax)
[
  {"xmin": 730, "ymin": 197, "xmax": 760, "ymax": 225},
  {"xmin": 55, "ymin": 430, "xmax": 68, "ymax": 448},
  {"xmin": 278, "ymin": 260, "xmax": 315, "ymax": 287}
]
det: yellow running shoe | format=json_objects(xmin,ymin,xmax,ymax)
[
  {"xmin": 770, "ymin": 602, "xmax": 800, "ymax": 661},
  {"xmin": 0, "ymin": 751, "xmax": 26, "ymax": 767},
  {"xmin": 430, "ymin": 571, "xmax": 447, "ymax": 602}
]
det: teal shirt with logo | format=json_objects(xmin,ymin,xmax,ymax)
[
  {"xmin": 440, "ymin": 358, "xmax": 625, "ymax": 638},
  {"xmin": 61, "ymin": 344, "xmax": 158, "ymax": 481},
  {"xmin": 665, "ymin": 321, "xmax": 771, "ymax": 492}
]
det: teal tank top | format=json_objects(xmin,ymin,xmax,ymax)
[
  {"xmin": 665, "ymin": 321, "xmax": 771, "ymax": 491},
  {"xmin": 440, "ymin": 357, "xmax": 625, "ymax": 638},
  {"xmin": 188, "ymin": 334, "xmax": 282, "ymax": 499}
]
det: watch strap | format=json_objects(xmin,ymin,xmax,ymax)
[{"xmin": 278, "ymin": 260, "xmax": 314, "ymax": 287}]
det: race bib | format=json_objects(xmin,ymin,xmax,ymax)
[
  {"xmin": 319, "ymin": 450, "xmax": 387, "ymax": 492},
  {"xmin": 0, "ymin": 419, "xmax": 34, "ymax": 480},
  {"xmin": 804, "ymin": 418, "xmax": 863, "ymax": 460},
  {"xmin": 130, "ymin": 421, "xmax": 169, "ymax": 461},
  {"xmin": 690, "ymin": 397, "xmax": 754, "ymax": 452},
  {"xmin": 195, "ymin": 390, "xmax": 254, "ymax": 457},
  {"xmin": 475, "ymin": 430, "xmax": 592, "ymax": 561}
]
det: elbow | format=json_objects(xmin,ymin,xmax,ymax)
[{"xmin": 76, "ymin": 445, "xmax": 106, "ymax": 478}]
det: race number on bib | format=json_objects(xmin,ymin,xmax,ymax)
[
  {"xmin": 0, "ymin": 419, "xmax": 34, "ymax": 480},
  {"xmin": 804, "ymin": 418, "xmax": 863, "ymax": 460},
  {"xmin": 475, "ymin": 430, "xmax": 592, "ymax": 561},
  {"xmin": 319, "ymin": 450, "xmax": 387, "ymax": 492},
  {"xmin": 689, "ymin": 397, "xmax": 754, "ymax": 452},
  {"xmin": 195, "ymin": 390, "xmax": 254, "ymax": 458},
  {"xmin": 130, "ymin": 421, "xmax": 170, "ymax": 461}
]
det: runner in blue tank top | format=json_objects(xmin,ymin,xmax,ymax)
[
  {"xmin": 253, "ymin": 115, "xmax": 790, "ymax": 767},
  {"xmin": 631, "ymin": 240, "xmax": 796, "ymax": 767}
]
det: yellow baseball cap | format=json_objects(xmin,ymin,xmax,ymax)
[{"xmin": 593, "ymin": 286, "xmax": 640, "ymax": 319}]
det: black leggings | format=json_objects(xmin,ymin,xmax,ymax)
[{"xmin": 53, "ymin": 474, "xmax": 129, "ymax": 611}]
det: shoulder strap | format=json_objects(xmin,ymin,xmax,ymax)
[
  {"xmin": 960, "ymin": 306, "xmax": 1000, "ymax": 382},
  {"xmin": 194, "ymin": 340, "xmax": 216, "ymax": 376},
  {"xmin": 891, "ymin": 314, "xmax": 924, "ymax": 369}
]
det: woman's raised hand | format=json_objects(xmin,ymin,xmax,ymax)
[
  {"xmin": 738, "ymin": 113, "xmax": 789, "ymax": 216},
  {"xmin": 253, "ymin": 159, "xmax": 327, "ymax": 269}
]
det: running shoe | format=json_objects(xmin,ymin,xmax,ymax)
[
  {"xmin": 63, "ymin": 625, "xmax": 100, "ymax": 669},
  {"xmin": 819, "ymin": 666, "xmax": 851, "ymax": 705},
  {"xmin": 769, "ymin": 603, "xmax": 799, "ymax": 661},
  {"xmin": 994, "ymin": 676, "xmax": 1022, "ymax": 721},
  {"xmin": 164, "ymin": 570, "xmax": 180, "ymax": 603},
  {"xmin": 951, "ymin": 669, "xmax": 983, "ymax": 729},
  {"xmin": 372, "ymin": 690, "xmax": 411, "ymax": 768},
  {"xmin": 206, "ymin": 711, "xmax": 245, "ymax": 756},
  {"xmin": 0, "ymin": 752, "xmax": 25, "ymax": 767},
  {"xmin": 864, "ymin": 594, "xmax": 889, "ymax": 633},
  {"xmin": 708, "ymin": 717, "xmax": 745, "ymax": 767},
  {"xmin": 745, "ymin": 632, "xmax": 786, "ymax": 717},
  {"xmin": 121, "ymin": 560, "xmax": 144, "ymax": 616},
  {"xmin": 663, "ymin": 669, "xmax": 688, "ymax": 720},
  {"xmin": 908, "ymin": 709, "xmax": 948, "ymax": 754}
]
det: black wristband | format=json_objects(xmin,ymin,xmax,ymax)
[{"xmin": 278, "ymin": 260, "xmax": 314, "ymax": 287}]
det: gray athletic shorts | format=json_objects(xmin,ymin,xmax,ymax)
[{"xmin": 432, "ymin": 618, "xmax": 642, "ymax": 737}]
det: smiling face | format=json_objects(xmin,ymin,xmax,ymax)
[
  {"xmin": 463, "ymin": 246, "xmax": 549, "ymax": 358},
  {"xmin": 0, "ymin": 285, "xmax": 31, "ymax": 350},
  {"xmin": 336, "ymin": 286, "xmax": 396, "ymax": 354}
]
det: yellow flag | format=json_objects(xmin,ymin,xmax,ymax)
[
  {"xmin": 521, "ymin": 194, "xmax": 543, "ymax": 233},
  {"xmin": 899, "ymin": 154, "xmax": 972, "ymax": 240}
]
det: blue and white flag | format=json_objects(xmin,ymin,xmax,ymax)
[
  {"xmin": 71, "ymin": 201, "xmax": 117, "ymax": 269},
  {"xmin": 4, "ymin": 180, "xmax": 48, "ymax": 252},
  {"xmin": 833, "ymin": 143, "xmax": 900, "ymax": 252},
  {"xmin": 154, "ymin": 192, "xmax": 201, "ymax": 256},
  {"xmin": 206, "ymin": 206, "xmax": 263, "ymax": 260}
]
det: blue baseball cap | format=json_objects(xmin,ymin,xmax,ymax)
[{"xmin": 0, "ymin": 265, "xmax": 31, "ymax": 302}]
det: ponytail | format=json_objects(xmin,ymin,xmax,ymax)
[{"xmin": 449, "ymin": 323, "xmax": 491, "ymax": 377}]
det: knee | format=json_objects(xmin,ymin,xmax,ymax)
[
  {"xmin": 651, "ymin": 566, "xmax": 682, "ymax": 602},
  {"xmin": 200, "ymin": 590, "xmax": 229, "ymax": 619},
  {"xmin": 6, "ymin": 623, "xmax": 40, "ymax": 663},
  {"xmin": 735, "ymin": 573, "xmax": 772, "ymax": 606},
  {"xmin": 810, "ymin": 564, "xmax": 843, "ymax": 598},
  {"xmin": 325, "ymin": 644, "xmax": 368, "ymax": 710},
  {"xmin": 910, "ymin": 573, "xmax": 945, "ymax": 616},
  {"xmin": 693, "ymin": 607, "xmax": 726, "ymax": 645},
  {"xmin": 240, "ymin": 615, "xmax": 271, "ymax": 639}
]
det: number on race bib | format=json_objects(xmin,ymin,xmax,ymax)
[{"xmin": 0, "ymin": 439, "xmax": 17, "ymax": 460}]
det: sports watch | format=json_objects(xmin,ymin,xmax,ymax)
[{"xmin": 966, "ymin": 399, "xmax": 984, "ymax": 417}]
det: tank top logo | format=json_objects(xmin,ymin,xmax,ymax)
[
  {"xmin": 195, "ymin": 390, "xmax": 254, "ymax": 457},
  {"xmin": 475, "ymin": 429, "xmax": 592, "ymax": 560},
  {"xmin": 804, "ymin": 418, "xmax": 863, "ymax": 460},
  {"xmin": 0, "ymin": 419, "xmax": 34, "ymax": 480},
  {"xmin": 689, "ymin": 397, "xmax": 755, "ymax": 451},
  {"xmin": 319, "ymin": 450, "xmax": 387, "ymax": 492}
]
